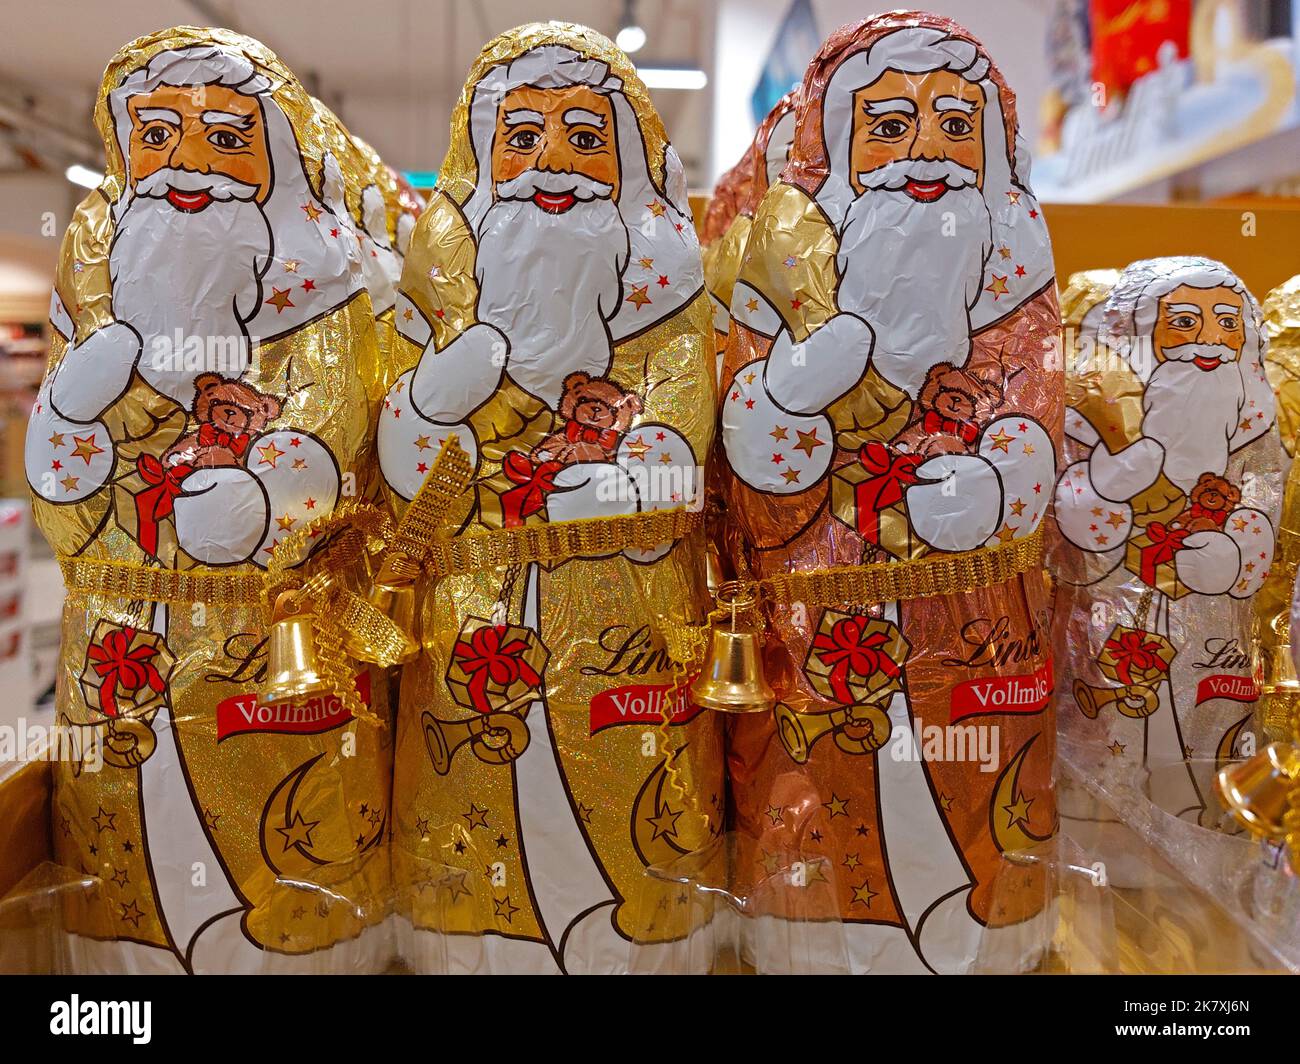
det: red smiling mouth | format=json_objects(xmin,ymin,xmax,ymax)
[
  {"xmin": 903, "ymin": 179, "xmax": 948, "ymax": 202},
  {"xmin": 533, "ymin": 190, "xmax": 577, "ymax": 214},
  {"xmin": 1193, "ymin": 355, "xmax": 1222, "ymax": 371},
  {"xmin": 165, "ymin": 187, "xmax": 214, "ymax": 213}
]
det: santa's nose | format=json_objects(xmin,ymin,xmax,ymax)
[
  {"xmin": 536, "ymin": 137, "xmax": 574, "ymax": 174},
  {"xmin": 169, "ymin": 134, "xmax": 213, "ymax": 175}
]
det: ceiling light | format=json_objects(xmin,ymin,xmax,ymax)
[
  {"xmin": 65, "ymin": 164, "xmax": 103, "ymax": 189},
  {"xmin": 638, "ymin": 67, "xmax": 708, "ymax": 90},
  {"xmin": 616, "ymin": 0, "xmax": 646, "ymax": 54}
]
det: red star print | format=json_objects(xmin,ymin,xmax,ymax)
[
  {"xmin": 731, "ymin": 391, "xmax": 740, "ymax": 402},
  {"xmin": 1018, "ymin": 423, "xmax": 1027, "ymax": 432},
  {"xmin": 1033, "ymin": 483, "xmax": 1042, "ymax": 494},
  {"xmin": 771, "ymin": 453, "xmax": 785, "ymax": 464},
  {"xmin": 1028, "ymin": 209, "xmax": 1038, "ymax": 219},
  {"xmin": 305, "ymin": 498, "xmax": 316, "ymax": 509},
  {"xmin": 51, "ymin": 459, "xmax": 62, "ymax": 471},
  {"xmin": 657, "ymin": 275, "xmax": 670, "ymax": 288},
  {"xmin": 434, "ymin": 309, "xmax": 445, "ymax": 319},
  {"xmin": 302, "ymin": 278, "xmax": 316, "ymax": 292},
  {"xmin": 744, "ymin": 398, "xmax": 755, "ymax": 409},
  {"xmin": 1014, "ymin": 265, "xmax": 1025, "ymax": 278},
  {"xmin": 655, "ymin": 431, "xmax": 666, "ymax": 441},
  {"xmin": 790, "ymin": 297, "xmax": 803, "ymax": 310},
  {"xmin": 329, "ymin": 227, "xmax": 340, "ymax": 237},
  {"xmin": 417, "ymin": 462, "xmax": 428, "ymax": 474}
]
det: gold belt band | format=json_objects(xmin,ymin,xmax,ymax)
[
  {"xmin": 427, "ymin": 505, "xmax": 705, "ymax": 578},
  {"xmin": 764, "ymin": 525, "xmax": 1045, "ymax": 606},
  {"xmin": 59, "ymin": 555, "xmax": 267, "ymax": 606}
]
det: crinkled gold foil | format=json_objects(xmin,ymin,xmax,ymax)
[
  {"xmin": 379, "ymin": 21, "xmax": 722, "ymax": 973},
  {"xmin": 25, "ymin": 26, "xmax": 398, "ymax": 972}
]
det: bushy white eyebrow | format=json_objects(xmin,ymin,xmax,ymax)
[
  {"xmin": 1164, "ymin": 303, "xmax": 1202, "ymax": 315},
  {"xmin": 135, "ymin": 107, "xmax": 181, "ymax": 125},
  {"xmin": 934, "ymin": 95, "xmax": 978, "ymax": 114},
  {"xmin": 863, "ymin": 97, "xmax": 916, "ymax": 117},
  {"xmin": 563, "ymin": 107, "xmax": 606, "ymax": 128},
  {"xmin": 1213, "ymin": 303, "xmax": 1241, "ymax": 315},
  {"xmin": 503, "ymin": 108, "xmax": 543, "ymax": 127},
  {"xmin": 201, "ymin": 110, "xmax": 255, "ymax": 128}
]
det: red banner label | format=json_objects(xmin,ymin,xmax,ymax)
[
  {"xmin": 589, "ymin": 677, "xmax": 703, "ymax": 735},
  {"xmin": 1195, "ymin": 673, "xmax": 1258, "ymax": 706},
  {"xmin": 949, "ymin": 658, "xmax": 1053, "ymax": 723},
  {"xmin": 216, "ymin": 671, "xmax": 370, "ymax": 741}
]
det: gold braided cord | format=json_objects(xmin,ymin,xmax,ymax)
[
  {"xmin": 426, "ymin": 506, "xmax": 704, "ymax": 578},
  {"xmin": 59, "ymin": 555, "xmax": 265, "ymax": 606},
  {"xmin": 764, "ymin": 525, "xmax": 1045, "ymax": 607},
  {"xmin": 384, "ymin": 435, "xmax": 475, "ymax": 579}
]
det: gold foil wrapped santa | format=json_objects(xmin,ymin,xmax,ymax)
[
  {"xmin": 23, "ymin": 27, "xmax": 398, "ymax": 972},
  {"xmin": 717, "ymin": 13, "xmax": 1061, "ymax": 973},
  {"xmin": 1052, "ymin": 258, "xmax": 1285, "ymax": 842},
  {"xmin": 378, "ymin": 22, "xmax": 722, "ymax": 974}
]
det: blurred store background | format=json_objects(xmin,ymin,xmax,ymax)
[{"xmin": 0, "ymin": 0, "xmax": 1298, "ymax": 737}]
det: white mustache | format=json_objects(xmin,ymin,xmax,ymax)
[
  {"xmin": 495, "ymin": 168, "xmax": 614, "ymax": 203},
  {"xmin": 133, "ymin": 166, "xmax": 260, "ymax": 202},
  {"xmin": 1160, "ymin": 342, "xmax": 1237, "ymax": 364},
  {"xmin": 857, "ymin": 158, "xmax": 980, "ymax": 193}
]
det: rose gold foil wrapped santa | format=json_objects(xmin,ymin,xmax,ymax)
[{"xmin": 717, "ymin": 12, "xmax": 1062, "ymax": 973}]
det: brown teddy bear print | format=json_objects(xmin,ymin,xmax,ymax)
[
  {"xmin": 531, "ymin": 372, "xmax": 643, "ymax": 466},
  {"xmin": 164, "ymin": 373, "xmax": 283, "ymax": 469},
  {"xmin": 892, "ymin": 361, "xmax": 1006, "ymax": 458},
  {"xmin": 1171, "ymin": 472, "xmax": 1241, "ymax": 533}
]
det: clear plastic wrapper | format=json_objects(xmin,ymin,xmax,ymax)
[
  {"xmin": 1050, "ymin": 257, "xmax": 1286, "ymax": 885},
  {"xmin": 715, "ymin": 12, "xmax": 1062, "ymax": 973},
  {"xmin": 379, "ymin": 21, "xmax": 722, "ymax": 975},
  {"xmin": 17, "ymin": 27, "xmax": 405, "ymax": 973}
]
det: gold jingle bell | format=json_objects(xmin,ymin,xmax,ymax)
[
  {"xmin": 690, "ymin": 580, "xmax": 775, "ymax": 714},
  {"xmin": 1215, "ymin": 741, "xmax": 1300, "ymax": 840},
  {"xmin": 262, "ymin": 591, "xmax": 332, "ymax": 704},
  {"xmin": 342, "ymin": 577, "xmax": 419, "ymax": 665}
]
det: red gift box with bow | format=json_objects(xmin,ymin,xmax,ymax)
[
  {"xmin": 830, "ymin": 441, "xmax": 923, "ymax": 559},
  {"xmin": 1124, "ymin": 519, "xmax": 1191, "ymax": 599}
]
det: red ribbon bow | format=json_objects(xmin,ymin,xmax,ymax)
[
  {"xmin": 851, "ymin": 442, "xmax": 922, "ymax": 545},
  {"xmin": 811, "ymin": 616, "xmax": 902, "ymax": 704},
  {"xmin": 501, "ymin": 451, "xmax": 562, "ymax": 528},
  {"xmin": 1186, "ymin": 502, "xmax": 1227, "ymax": 529},
  {"xmin": 564, "ymin": 420, "xmax": 619, "ymax": 450},
  {"xmin": 197, "ymin": 422, "xmax": 250, "ymax": 457},
  {"xmin": 134, "ymin": 454, "xmax": 194, "ymax": 558},
  {"xmin": 1139, "ymin": 521, "xmax": 1189, "ymax": 587},
  {"xmin": 922, "ymin": 409, "xmax": 978, "ymax": 444},
  {"xmin": 452, "ymin": 625, "xmax": 542, "ymax": 712},
  {"xmin": 86, "ymin": 626, "xmax": 165, "ymax": 717},
  {"xmin": 1102, "ymin": 630, "xmax": 1170, "ymax": 685}
]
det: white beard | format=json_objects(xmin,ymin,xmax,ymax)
[
  {"xmin": 836, "ymin": 184, "xmax": 992, "ymax": 397},
  {"xmin": 474, "ymin": 195, "xmax": 626, "ymax": 408},
  {"xmin": 110, "ymin": 191, "xmax": 269, "ymax": 406},
  {"xmin": 1142, "ymin": 357, "xmax": 1246, "ymax": 491}
]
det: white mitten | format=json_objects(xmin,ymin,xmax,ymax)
[
  {"xmin": 50, "ymin": 321, "xmax": 141, "ymax": 422},
  {"xmin": 410, "ymin": 322, "xmax": 507, "ymax": 423},
  {"xmin": 1088, "ymin": 437, "xmax": 1164, "ymax": 503},
  {"xmin": 173, "ymin": 466, "xmax": 269, "ymax": 565},
  {"xmin": 764, "ymin": 313, "xmax": 873, "ymax": 415},
  {"xmin": 1175, "ymin": 530, "xmax": 1240, "ymax": 596},
  {"xmin": 547, "ymin": 462, "xmax": 638, "ymax": 559},
  {"xmin": 378, "ymin": 369, "xmax": 480, "ymax": 502},
  {"xmin": 906, "ymin": 452, "xmax": 1002, "ymax": 552}
]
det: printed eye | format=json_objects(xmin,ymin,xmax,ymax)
[
  {"xmin": 507, "ymin": 129, "xmax": 540, "ymax": 151},
  {"xmin": 570, "ymin": 130, "xmax": 604, "ymax": 151},
  {"xmin": 873, "ymin": 117, "xmax": 908, "ymax": 139},
  {"xmin": 141, "ymin": 125, "xmax": 171, "ymax": 147},
  {"xmin": 1170, "ymin": 314, "xmax": 1198, "ymax": 329},
  {"xmin": 1218, "ymin": 315, "xmax": 1239, "ymax": 330},
  {"xmin": 941, "ymin": 115, "xmax": 973, "ymax": 136},
  {"xmin": 208, "ymin": 129, "xmax": 245, "ymax": 150}
]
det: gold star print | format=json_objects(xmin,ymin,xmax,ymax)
[
  {"xmin": 984, "ymin": 274, "xmax": 1010, "ymax": 300},
  {"xmin": 743, "ymin": 370, "xmax": 757, "ymax": 385},
  {"xmin": 47, "ymin": 432, "xmax": 65, "ymax": 448},
  {"xmin": 283, "ymin": 259, "xmax": 300, "ymax": 273},
  {"xmin": 994, "ymin": 522, "xmax": 1019, "ymax": 543},
  {"xmin": 794, "ymin": 428, "xmax": 824, "ymax": 457},
  {"xmin": 745, "ymin": 297, "xmax": 759, "ymax": 313},
  {"xmin": 110, "ymin": 867, "xmax": 130, "ymax": 888},
  {"xmin": 276, "ymin": 810, "xmax": 319, "ymax": 851},
  {"xmin": 626, "ymin": 284, "xmax": 652, "ymax": 310},
  {"xmin": 780, "ymin": 467, "xmax": 801, "ymax": 485},
  {"xmin": 997, "ymin": 245, "xmax": 1012, "ymax": 260},
  {"xmin": 939, "ymin": 794, "xmax": 955, "ymax": 813},
  {"xmin": 276, "ymin": 514, "xmax": 296, "ymax": 532},
  {"xmin": 805, "ymin": 859, "xmax": 828, "ymax": 884},
  {"xmin": 822, "ymin": 793, "xmax": 849, "ymax": 818},
  {"xmin": 493, "ymin": 896, "xmax": 521, "ymax": 924},
  {"xmin": 292, "ymin": 458, "xmax": 306, "ymax": 470},
  {"xmin": 624, "ymin": 435, "xmax": 652, "ymax": 460},
  {"xmin": 1004, "ymin": 793, "xmax": 1033, "ymax": 829},
  {"xmin": 1240, "ymin": 419, "xmax": 1253, "ymax": 433},
  {"xmin": 851, "ymin": 880, "xmax": 878, "ymax": 907},
  {"xmin": 1108, "ymin": 740, "xmax": 1126, "ymax": 756},
  {"xmin": 414, "ymin": 434, "xmax": 433, "ymax": 451},
  {"xmin": 301, "ymin": 202, "xmax": 322, "ymax": 222},
  {"xmin": 578, "ymin": 802, "xmax": 593, "ymax": 825},
  {"xmin": 638, "ymin": 256, "xmax": 655, "ymax": 269},
  {"xmin": 444, "ymin": 870, "xmax": 472, "ymax": 902},
  {"xmin": 765, "ymin": 804, "xmax": 784, "ymax": 825},
  {"xmin": 1009, "ymin": 498, "xmax": 1027, "ymax": 517},
  {"xmin": 265, "ymin": 287, "xmax": 295, "ymax": 313},
  {"xmin": 256, "ymin": 441, "xmax": 285, "ymax": 468},
  {"xmin": 758, "ymin": 850, "xmax": 781, "ymax": 875},
  {"xmin": 842, "ymin": 852, "xmax": 861, "ymax": 871},
  {"xmin": 119, "ymin": 900, "xmax": 145, "ymax": 928},
  {"xmin": 1006, "ymin": 190, "xmax": 1021, "ymax": 205},
  {"xmin": 60, "ymin": 474, "xmax": 80, "ymax": 492},
  {"xmin": 658, "ymin": 452, "xmax": 673, "ymax": 465},
  {"xmin": 462, "ymin": 802, "xmax": 489, "ymax": 830},
  {"xmin": 92, "ymin": 806, "xmax": 116, "ymax": 834},
  {"xmin": 1105, "ymin": 511, "xmax": 1126, "ymax": 529},
  {"xmin": 1022, "ymin": 442, "xmax": 1035, "ymax": 456},
  {"xmin": 70, "ymin": 433, "xmax": 104, "ymax": 465},
  {"xmin": 646, "ymin": 200, "xmax": 667, "ymax": 218},
  {"xmin": 769, "ymin": 425, "xmax": 788, "ymax": 441},
  {"xmin": 402, "ymin": 308, "xmax": 413, "ymax": 321},
  {"xmin": 1231, "ymin": 516, "xmax": 1249, "ymax": 532},
  {"xmin": 203, "ymin": 808, "xmax": 221, "ymax": 832},
  {"xmin": 989, "ymin": 428, "xmax": 1014, "ymax": 452},
  {"xmin": 1091, "ymin": 506, "xmax": 1104, "ymax": 517},
  {"xmin": 648, "ymin": 805, "xmax": 682, "ymax": 841}
]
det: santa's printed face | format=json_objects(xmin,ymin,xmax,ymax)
[
  {"xmin": 848, "ymin": 67, "xmax": 985, "ymax": 200},
  {"xmin": 490, "ymin": 85, "xmax": 620, "ymax": 209},
  {"xmin": 126, "ymin": 84, "xmax": 273, "ymax": 209},
  {"xmin": 1152, "ymin": 284, "xmax": 1245, "ymax": 370}
]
